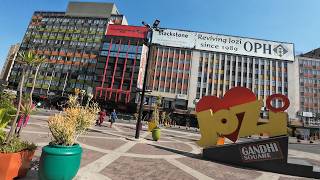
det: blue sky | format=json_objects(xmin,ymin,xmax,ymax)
[{"xmin": 0, "ymin": 0, "xmax": 319, "ymax": 68}]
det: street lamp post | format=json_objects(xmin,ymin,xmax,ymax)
[{"xmin": 135, "ymin": 20, "xmax": 161, "ymax": 139}]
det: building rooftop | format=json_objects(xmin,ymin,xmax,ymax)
[
  {"xmin": 301, "ymin": 48, "xmax": 320, "ymax": 59},
  {"xmin": 66, "ymin": 1, "xmax": 119, "ymax": 18}
]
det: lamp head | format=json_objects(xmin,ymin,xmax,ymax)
[
  {"xmin": 142, "ymin": 21, "xmax": 150, "ymax": 28},
  {"xmin": 153, "ymin": 19, "xmax": 160, "ymax": 28}
]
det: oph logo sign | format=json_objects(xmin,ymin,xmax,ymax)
[{"xmin": 196, "ymin": 87, "xmax": 289, "ymax": 147}]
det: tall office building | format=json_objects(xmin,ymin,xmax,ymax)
[
  {"xmin": 146, "ymin": 28, "xmax": 295, "ymax": 118},
  {"xmin": 295, "ymin": 48, "xmax": 320, "ymax": 127},
  {"xmin": 1, "ymin": 43, "xmax": 20, "ymax": 81},
  {"xmin": 94, "ymin": 24, "xmax": 148, "ymax": 111},
  {"xmin": 8, "ymin": 2, "xmax": 127, "ymax": 96}
]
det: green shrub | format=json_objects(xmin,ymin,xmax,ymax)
[
  {"xmin": 0, "ymin": 92, "xmax": 17, "ymax": 129},
  {"xmin": 0, "ymin": 135, "xmax": 36, "ymax": 153},
  {"xmin": 48, "ymin": 95, "xmax": 100, "ymax": 146},
  {"xmin": 0, "ymin": 129, "xmax": 5, "ymax": 142}
]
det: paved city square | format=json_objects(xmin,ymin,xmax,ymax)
[
  {"xmin": 1, "ymin": 1, "xmax": 320, "ymax": 180},
  {"xmin": 13, "ymin": 111, "xmax": 320, "ymax": 180}
]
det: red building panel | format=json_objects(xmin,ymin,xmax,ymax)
[{"xmin": 106, "ymin": 24, "xmax": 148, "ymax": 39}]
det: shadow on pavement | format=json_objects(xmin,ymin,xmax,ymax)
[
  {"xmin": 150, "ymin": 144, "xmax": 201, "ymax": 159},
  {"xmin": 19, "ymin": 159, "xmax": 39, "ymax": 179},
  {"xmin": 150, "ymin": 144, "xmax": 263, "ymax": 172}
]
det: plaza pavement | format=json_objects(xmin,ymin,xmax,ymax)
[{"xmin": 15, "ymin": 113, "xmax": 320, "ymax": 180}]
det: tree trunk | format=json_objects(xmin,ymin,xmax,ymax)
[
  {"xmin": 5, "ymin": 67, "xmax": 25, "ymax": 143},
  {"xmin": 30, "ymin": 64, "xmax": 40, "ymax": 105}
]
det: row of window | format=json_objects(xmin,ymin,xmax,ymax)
[
  {"xmin": 300, "ymin": 69, "xmax": 320, "ymax": 75},
  {"xmin": 198, "ymin": 73, "xmax": 287, "ymax": 82},
  {"xmin": 200, "ymin": 53, "xmax": 288, "ymax": 67},
  {"xmin": 299, "ymin": 59, "xmax": 320, "ymax": 66},
  {"xmin": 155, "ymin": 47, "xmax": 192, "ymax": 56},
  {"xmin": 196, "ymin": 86, "xmax": 287, "ymax": 99},
  {"xmin": 27, "ymin": 31, "xmax": 102, "ymax": 39},
  {"xmin": 39, "ymin": 17, "xmax": 107, "ymax": 25},
  {"xmin": 300, "ymin": 78, "xmax": 320, "ymax": 84},
  {"xmin": 100, "ymin": 51, "xmax": 141, "ymax": 59},
  {"xmin": 301, "ymin": 88, "xmax": 320, "ymax": 93},
  {"xmin": 102, "ymin": 43, "xmax": 143, "ymax": 54},
  {"xmin": 153, "ymin": 86, "xmax": 187, "ymax": 95},
  {"xmin": 30, "ymin": 39, "xmax": 100, "ymax": 48}
]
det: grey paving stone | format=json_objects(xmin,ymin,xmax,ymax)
[{"xmin": 100, "ymin": 156, "xmax": 196, "ymax": 180}]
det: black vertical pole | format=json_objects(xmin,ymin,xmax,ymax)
[{"xmin": 135, "ymin": 29, "xmax": 153, "ymax": 139}]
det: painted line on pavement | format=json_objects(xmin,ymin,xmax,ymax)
[
  {"xmin": 166, "ymin": 158, "xmax": 214, "ymax": 180},
  {"xmin": 289, "ymin": 149, "xmax": 320, "ymax": 161},
  {"xmin": 255, "ymin": 172, "xmax": 280, "ymax": 180}
]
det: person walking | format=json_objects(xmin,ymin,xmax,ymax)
[
  {"xmin": 97, "ymin": 109, "xmax": 106, "ymax": 126},
  {"xmin": 110, "ymin": 109, "xmax": 117, "ymax": 128}
]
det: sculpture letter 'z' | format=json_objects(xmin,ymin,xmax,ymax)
[{"xmin": 195, "ymin": 87, "xmax": 289, "ymax": 148}]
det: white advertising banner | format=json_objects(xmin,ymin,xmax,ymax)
[
  {"xmin": 137, "ymin": 45, "xmax": 148, "ymax": 89},
  {"xmin": 152, "ymin": 29, "xmax": 294, "ymax": 61},
  {"xmin": 152, "ymin": 29, "xmax": 195, "ymax": 49}
]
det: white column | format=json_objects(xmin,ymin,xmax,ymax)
[
  {"xmin": 287, "ymin": 57, "xmax": 300, "ymax": 119},
  {"xmin": 211, "ymin": 53, "xmax": 217, "ymax": 95},
  {"xmin": 282, "ymin": 61, "xmax": 285, "ymax": 94},
  {"xmin": 252, "ymin": 58, "xmax": 256, "ymax": 92},
  {"xmin": 222, "ymin": 54, "xmax": 227, "ymax": 95},
  {"xmin": 275, "ymin": 61, "xmax": 279, "ymax": 94},
  {"xmin": 175, "ymin": 49, "xmax": 181, "ymax": 93},
  {"xmin": 169, "ymin": 49, "xmax": 176, "ymax": 93},
  {"xmin": 206, "ymin": 53, "xmax": 211, "ymax": 95},
  {"xmin": 258, "ymin": 58, "xmax": 261, "ymax": 99},
  {"xmin": 229, "ymin": 55, "xmax": 233, "ymax": 89},
  {"xmin": 199, "ymin": 52, "xmax": 206, "ymax": 98},
  {"xmin": 269, "ymin": 60, "xmax": 273, "ymax": 104},
  {"xmin": 152, "ymin": 47, "xmax": 160, "ymax": 91},
  {"xmin": 181, "ymin": 50, "xmax": 187, "ymax": 94},
  {"xmin": 158, "ymin": 48, "xmax": 165, "ymax": 92},
  {"xmin": 246, "ymin": 57, "xmax": 250, "ymax": 88},
  {"xmin": 235, "ymin": 56, "xmax": 239, "ymax": 87},
  {"xmin": 240, "ymin": 56, "xmax": 244, "ymax": 87},
  {"xmin": 187, "ymin": 51, "xmax": 200, "ymax": 109},
  {"xmin": 263, "ymin": 59, "xmax": 267, "ymax": 102},
  {"xmin": 164, "ymin": 48, "xmax": 170, "ymax": 92},
  {"xmin": 217, "ymin": 53, "xmax": 222, "ymax": 97}
]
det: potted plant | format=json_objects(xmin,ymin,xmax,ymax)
[
  {"xmin": 1, "ymin": 51, "xmax": 44, "ymax": 179},
  {"xmin": 0, "ymin": 91, "xmax": 36, "ymax": 180},
  {"xmin": 149, "ymin": 96, "xmax": 162, "ymax": 141},
  {"xmin": 38, "ymin": 93, "xmax": 99, "ymax": 180},
  {"xmin": 0, "ymin": 135, "xmax": 36, "ymax": 179}
]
